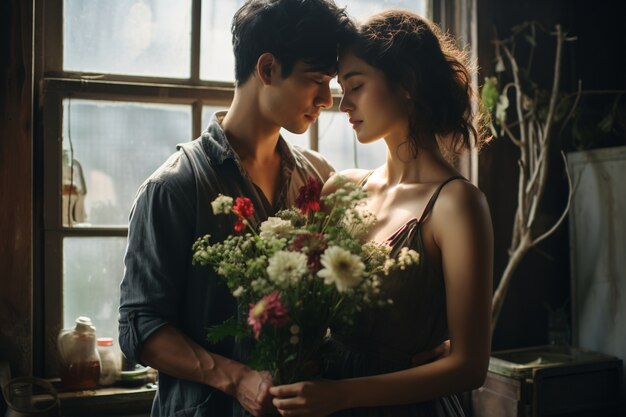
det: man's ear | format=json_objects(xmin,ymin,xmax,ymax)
[{"xmin": 256, "ymin": 52, "xmax": 278, "ymax": 86}]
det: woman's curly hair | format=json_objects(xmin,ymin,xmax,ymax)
[{"xmin": 341, "ymin": 9, "xmax": 491, "ymax": 157}]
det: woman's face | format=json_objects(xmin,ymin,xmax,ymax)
[{"xmin": 337, "ymin": 51, "xmax": 410, "ymax": 145}]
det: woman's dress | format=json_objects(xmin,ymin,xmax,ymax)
[{"xmin": 323, "ymin": 176, "xmax": 467, "ymax": 417}]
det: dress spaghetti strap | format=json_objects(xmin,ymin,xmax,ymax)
[
  {"xmin": 417, "ymin": 176, "xmax": 466, "ymax": 223},
  {"xmin": 358, "ymin": 170, "xmax": 375, "ymax": 187}
]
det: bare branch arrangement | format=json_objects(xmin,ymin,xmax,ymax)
[{"xmin": 481, "ymin": 23, "xmax": 578, "ymax": 334}]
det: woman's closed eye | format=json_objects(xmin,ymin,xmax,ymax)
[{"xmin": 350, "ymin": 84, "xmax": 363, "ymax": 92}]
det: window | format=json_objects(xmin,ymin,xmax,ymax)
[{"xmin": 40, "ymin": 0, "xmax": 428, "ymax": 375}]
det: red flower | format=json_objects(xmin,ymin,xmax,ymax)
[
  {"xmin": 233, "ymin": 219, "xmax": 246, "ymax": 232},
  {"xmin": 248, "ymin": 291, "xmax": 290, "ymax": 339},
  {"xmin": 290, "ymin": 232, "xmax": 327, "ymax": 273},
  {"xmin": 233, "ymin": 197, "xmax": 255, "ymax": 219},
  {"xmin": 231, "ymin": 197, "xmax": 255, "ymax": 232},
  {"xmin": 296, "ymin": 177, "xmax": 322, "ymax": 215}
]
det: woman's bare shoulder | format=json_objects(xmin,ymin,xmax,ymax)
[
  {"xmin": 321, "ymin": 168, "xmax": 372, "ymax": 196},
  {"xmin": 433, "ymin": 179, "xmax": 490, "ymax": 222}
]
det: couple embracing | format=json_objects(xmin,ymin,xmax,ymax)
[{"xmin": 118, "ymin": 0, "xmax": 494, "ymax": 416}]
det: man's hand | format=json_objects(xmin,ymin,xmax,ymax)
[
  {"xmin": 411, "ymin": 339, "xmax": 450, "ymax": 366},
  {"xmin": 235, "ymin": 369, "xmax": 275, "ymax": 417}
]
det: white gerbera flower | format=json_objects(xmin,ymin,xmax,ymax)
[
  {"xmin": 259, "ymin": 217, "xmax": 293, "ymax": 239},
  {"xmin": 266, "ymin": 250, "xmax": 308, "ymax": 286},
  {"xmin": 317, "ymin": 246, "xmax": 365, "ymax": 292},
  {"xmin": 211, "ymin": 195, "xmax": 233, "ymax": 215}
]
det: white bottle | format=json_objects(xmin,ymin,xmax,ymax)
[{"xmin": 96, "ymin": 337, "xmax": 120, "ymax": 386}]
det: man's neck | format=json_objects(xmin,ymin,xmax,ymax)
[{"xmin": 222, "ymin": 85, "xmax": 281, "ymax": 164}]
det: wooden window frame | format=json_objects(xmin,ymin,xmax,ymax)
[{"xmin": 36, "ymin": 0, "xmax": 448, "ymax": 376}]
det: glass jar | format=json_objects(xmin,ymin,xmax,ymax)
[
  {"xmin": 57, "ymin": 316, "xmax": 101, "ymax": 390},
  {"xmin": 97, "ymin": 337, "xmax": 120, "ymax": 386}
]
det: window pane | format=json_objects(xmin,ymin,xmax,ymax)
[
  {"xmin": 280, "ymin": 128, "xmax": 310, "ymax": 150},
  {"xmin": 201, "ymin": 105, "xmax": 229, "ymax": 131},
  {"xmin": 64, "ymin": 0, "xmax": 192, "ymax": 78},
  {"xmin": 318, "ymin": 111, "xmax": 386, "ymax": 172},
  {"xmin": 338, "ymin": 0, "xmax": 426, "ymax": 21},
  {"xmin": 62, "ymin": 99, "xmax": 192, "ymax": 227},
  {"xmin": 200, "ymin": 0, "xmax": 246, "ymax": 82},
  {"xmin": 63, "ymin": 237, "xmax": 127, "ymax": 345},
  {"xmin": 330, "ymin": 0, "xmax": 427, "ymax": 90},
  {"xmin": 201, "ymin": 105, "xmax": 310, "ymax": 149}
]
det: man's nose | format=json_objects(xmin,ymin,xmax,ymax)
[{"xmin": 315, "ymin": 83, "xmax": 333, "ymax": 109}]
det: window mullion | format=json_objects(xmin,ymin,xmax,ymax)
[
  {"xmin": 310, "ymin": 121, "xmax": 319, "ymax": 152},
  {"xmin": 43, "ymin": 0, "xmax": 63, "ymax": 74},
  {"xmin": 193, "ymin": 100, "xmax": 203, "ymax": 139},
  {"xmin": 190, "ymin": 0, "xmax": 202, "ymax": 83}
]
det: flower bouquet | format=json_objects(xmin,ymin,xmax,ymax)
[{"xmin": 192, "ymin": 176, "xmax": 419, "ymax": 384}]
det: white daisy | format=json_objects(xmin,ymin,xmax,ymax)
[
  {"xmin": 266, "ymin": 250, "xmax": 308, "ymax": 286},
  {"xmin": 211, "ymin": 195, "xmax": 233, "ymax": 215},
  {"xmin": 317, "ymin": 246, "xmax": 365, "ymax": 292},
  {"xmin": 259, "ymin": 217, "xmax": 293, "ymax": 239}
]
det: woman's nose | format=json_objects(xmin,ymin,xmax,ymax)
[{"xmin": 339, "ymin": 94, "xmax": 352, "ymax": 113}]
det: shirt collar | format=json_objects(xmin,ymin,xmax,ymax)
[{"xmin": 200, "ymin": 111, "xmax": 297, "ymax": 175}]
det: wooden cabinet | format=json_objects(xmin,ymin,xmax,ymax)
[{"xmin": 472, "ymin": 345, "xmax": 622, "ymax": 417}]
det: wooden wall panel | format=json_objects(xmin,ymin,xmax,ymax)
[{"xmin": 0, "ymin": 0, "xmax": 34, "ymax": 377}]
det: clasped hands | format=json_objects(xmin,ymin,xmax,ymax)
[{"xmin": 236, "ymin": 340, "xmax": 450, "ymax": 417}]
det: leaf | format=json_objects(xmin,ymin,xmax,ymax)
[
  {"xmin": 524, "ymin": 34, "xmax": 536, "ymax": 47},
  {"xmin": 496, "ymin": 94, "xmax": 510, "ymax": 126},
  {"xmin": 597, "ymin": 113, "xmax": 615, "ymax": 133},
  {"xmin": 206, "ymin": 316, "xmax": 248, "ymax": 343},
  {"xmin": 481, "ymin": 77, "xmax": 500, "ymax": 113}
]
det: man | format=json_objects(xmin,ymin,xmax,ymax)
[{"xmin": 118, "ymin": 1, "xmax": 352, "ymax": 416}]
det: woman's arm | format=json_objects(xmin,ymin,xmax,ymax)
[{"xmin": 270, "ymin": 181, "xmax": 494, "ymax": 417}]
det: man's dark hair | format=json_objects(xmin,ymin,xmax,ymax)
[{"xmin": 231, "ymin": 0, "xmax": 353, "ymax": 85}]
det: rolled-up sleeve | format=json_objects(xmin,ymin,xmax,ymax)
[{"xmin": 118, "ymin": 177, "xmax": 194, "ymax": 364}]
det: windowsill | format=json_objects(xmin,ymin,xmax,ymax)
[{"xmin": 34, "ymin": 380, "xmax": 156, "ymax": 417}]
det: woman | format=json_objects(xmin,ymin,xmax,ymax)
[{"xmin": 270, "ymin": 9, "xmax": 494, "ymax": 417}]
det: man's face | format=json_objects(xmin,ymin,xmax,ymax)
[{"xmin": 261, "ymin": 61, "xmax": 334, "ymax": 134}]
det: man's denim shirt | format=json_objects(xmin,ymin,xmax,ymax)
[{"xmin": 119, "ymin": 112, "xmax": 334, "ymax": 417}]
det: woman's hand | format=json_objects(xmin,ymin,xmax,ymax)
[{"xmin": 269, "ymin": 379, "xmax": 343, "ymax": 417}]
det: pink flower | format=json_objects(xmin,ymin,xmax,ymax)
[
  {"xmin": 247, "ymin": 291, "xmax": 289, "ymax": 339},
  {"xmin": 295, "ymin": 177, "xmax": 322, "ymax": 215}
]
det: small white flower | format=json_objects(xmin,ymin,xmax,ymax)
[
  {"xmin": 398, "ymin": 247, "xmax": 420, "ymax": 269},
  {"xmin": 233, "ymin": 286, "xmax": 245, "ymax": 298},
  {"xmin": 259, "ymin": 217, "xmax": 293, "ymax": 239},
  {"xmin": 289, "ymin": 324, "xmax": 300, "ymax": 334},
  {"xmin": 317, "ymin": 246, "xmax": 365, "ymax": 292},
  {"xmin": 266, "ymin": 250, "xmax": 308, "ymax": 286},
  {"xmin": 290, "ymin": 336, "xmax": 299, "ymax": 345},
  {"xmin": 211, "ymin": 195, "xmax": 233, "ymax": 215},
  {"xmin": 383, "ymin": 258, "xmax": 396, "ymax": 275}
]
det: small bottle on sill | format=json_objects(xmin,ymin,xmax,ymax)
[{"xmin": 97, "ymin": 337, "xmax": 121, "ymax": 386}]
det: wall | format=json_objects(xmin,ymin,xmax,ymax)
[
  {"xmin": 0, "ymin": 0, "xmax": 34, "ymax": 377},
  {"xmin": 477, "ymin": 0, "xmax": 626, "ymax": 350}
]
